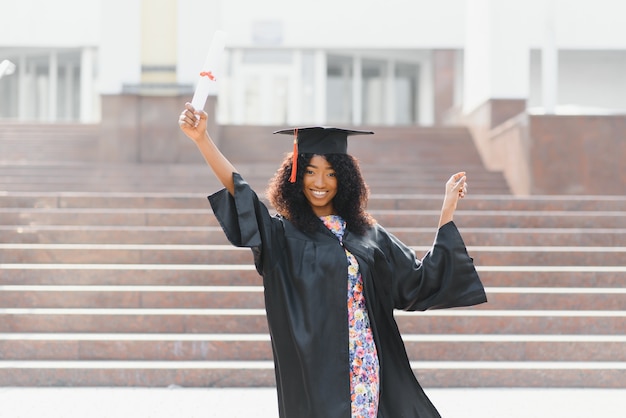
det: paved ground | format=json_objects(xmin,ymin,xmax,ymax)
[{"xmin": 1, "ymin": 387, "xmax": 625, "ymax": 417}]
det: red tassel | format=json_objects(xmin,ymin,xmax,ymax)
[{"xmin": 289, "ymin": 128, "xmax": 298, "ymax": 183}]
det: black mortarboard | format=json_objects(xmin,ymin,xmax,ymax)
[{"xmin": 273, "ymin": 126, "xmax": 374, "ymax": 182}]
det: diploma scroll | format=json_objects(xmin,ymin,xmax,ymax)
[{"xmin": 191, "ymin": 30, "xmax": 227, "ymax": 111}]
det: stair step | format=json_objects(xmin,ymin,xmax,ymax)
[
  {"xmin": 0, "ymin": 264, "xmax": 260, "ymax": 285},
  {"xmin": 1, "ymin": 243, "xmax": 624, "ymax": 266},
  {"xmin": 0, "ymin": 361, "xmax": 624, "ymax": 387},
  {"xmin": 2, "ymin": 226, "xmax": 625, "ymax": 247},
  {"xmin": 2, "ymin": 208, "xmax": 624, "ymax": 228},
  {"xmin": 2, "ymin": 264, "xmax": 625, "ymax": 286},
  {"xmin": 0, "ymin": 145, "xmax": 509, "ymax": 191},
  {"xmin": 1, "ymin": 286, "xmax": 625, "ymax": 310},
  {"xmin": 3, "ymin": 191, "xmax": 626, "ymax": 211},
  {"xmin": 479, "ymin": 268, "xmax": 626, "ymax": 287},
  {"xmin": 396, "ymin": 310, "xmax": 626, "ymax": 334},
  {"xmin": 0, "ymin": 180, "xmax": 510, "ymax": 195},
  {"xmin": 1, "ymin": 334, "xmax": 624, "ymax": 361},
  {"xmin": 1, "ymin": 309, "xmax": 624, "ymax": 334}
]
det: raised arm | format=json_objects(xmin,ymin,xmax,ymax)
[
  {"xmin": 178, "ymin": 102, "xmax": 237, "ymax": 195},
  {"xmin": 438, "ymin": 171, "xmax": 468, "ymax": 228}
]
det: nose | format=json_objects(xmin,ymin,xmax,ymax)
[{"xmin": 313, "ymin": 172, "xmax": 325, "ymax": 188}]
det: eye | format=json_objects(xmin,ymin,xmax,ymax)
[
  {"xmin": 327, "ymin": 172, "xmax": 336, "ymax": 177},
  {"xmin": 305, "ymin": 169, "xmax": 315, "ymax": 175}
]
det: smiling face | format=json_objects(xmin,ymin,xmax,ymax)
[{"xmin": 302, "ymin": 155, "xmax": 338, "ymax": 217}]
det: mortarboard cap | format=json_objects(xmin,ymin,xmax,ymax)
[{"xmin": 273, "ymin": 126, "xmax": 374, "ymax": 182}]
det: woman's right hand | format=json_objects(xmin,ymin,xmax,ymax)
[
  {"xmin": 177, "ymin": 102, "xmax": 238, "ymax": 195},
  {"xmin": 178, "ymin": 102, "xmax": 208, "ymax": 143}
]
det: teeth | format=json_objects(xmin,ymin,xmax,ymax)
[{"xmin": 312, "ymin": 190, "xmax": 326, "ymax": 197}]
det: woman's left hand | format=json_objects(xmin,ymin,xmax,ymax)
[
  {"xmin": 445, "ymin": 171, "xmax": 468, "ymax": 203},
  {"xmin": 438, "ymin": 171, "xmax": 468, "ymax": 227}
]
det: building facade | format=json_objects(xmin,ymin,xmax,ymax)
[{"xmin": 1, "ymin": 0, "xmax": 626, "ymax": 126}]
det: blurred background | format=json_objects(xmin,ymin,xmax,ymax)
[
  {"xmin": 1, "ymin": 4, "xmax": 625, "ymax": 416},
  {"xmin": 2, "ymin": 0, "xmax": 626, "ymax": 126},
  {"xmin": 1, "ymin": 0, "xmax": 625, "ymax": 195}
]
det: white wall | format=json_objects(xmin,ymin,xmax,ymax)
[
  {"xmin": 533, "ymin": 0, "xmax": 626, "ymax": 49},
  {"xmin": 216, "ymin": 0, "xmax": 626, "ymax": 50},
  {"xmin": 4, "ymin": 0, "xmax": 626, "ymax": 51},
  {"xmin": 176, "ymin": 0, "xmax": 222, "ymax": 86},
  {"xmin": 218, "ymin": 0, "xmax": 468, "ymax": 49},
  {"xmin": 98, "ymin": 0, "xmax": 141, "ymax": 94},
  {"xmin": 4, "ymin": 0, "xmax": 626, "ymax": 110},
  {"xmin": 463, "ymin": 0, "xmax": 531, "ymax": 112},
  {"xmin": 0, "ymin": 0, "xmax": 101, "ymax": 47}
]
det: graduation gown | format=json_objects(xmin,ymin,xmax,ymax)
[{"xmin": 209, "ymin": 173, "xmax": 487, "ymax": 418}]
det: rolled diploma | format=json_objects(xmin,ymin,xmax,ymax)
[{"xmin": 191, "ymin": 30, "xmax": 227, "ymax": 111}]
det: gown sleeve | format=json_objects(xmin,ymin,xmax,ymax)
[
  {"xmin": 387, "ymin": 221, "xmax": 487, "ymax": 311},
  {"xmin": 207, "ymin": 172, "xmax": 273, "ymax": 273}
]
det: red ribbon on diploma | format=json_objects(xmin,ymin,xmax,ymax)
[{"xmin": 199, "ymin": 71, "xmax": 216, "ymax": 81}]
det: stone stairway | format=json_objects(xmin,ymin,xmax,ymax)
[
  {"xmin": 0, "ymin": 123, "xmax": 625, "ymax": 388},
  {"xmin": 0, "ymin": 123, "xmax": 510, "ymax": 194}
]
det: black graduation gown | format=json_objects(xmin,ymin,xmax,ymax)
[{"xmin": 209, "ymin": 173, "xmax": 487, "ymax": 418}]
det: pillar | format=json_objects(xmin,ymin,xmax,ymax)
[
  {"xmin": 18, "ymin": 54, "xmax": 28, "ymax": 121},
  {"xmin": 48, "ymin": 50, "xmax": 58, "ymax": 121},
  {"xmin": 463, "ymin": 0, "xmax": 530, "ymax": 170},
  {"xmin": 352, "ymin": 56, "xmax": 362, "ymax": 125},
  {"xmin": 64, "ymin": 63, "xmax": 75, "ymax": 120},
  {"xmin": 288, "ymin": 50, "xmax": 303, "ymax": 125},
  {"xmin": 385, "ymin": 60, "xmax": 395, "ymax": 125},
  {"xmin": 418, "ymin": 52, "xmax": 434, "ymax": 126},
  {"xmin": 80, "ymin": 47, "xmax": 95, "ymax": 122},
  {"xmin": 314, "ymin": 49, "xmax": 326, "ymax": 125},
  {"xmin": 231, "ymin": 49, "xmax": 245, "ymax": 125},
  {"xmin": 463, "ymin": 0, "xmax": 530, "ymax": 117}
]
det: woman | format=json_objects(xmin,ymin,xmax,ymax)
[{"xmin": 178, "ymin": 102, "xmax": 487, "ymax": 418}]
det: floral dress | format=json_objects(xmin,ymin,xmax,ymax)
[{"xmin": 321, "ymin": 215, "xmax": 380, "ymax": 418}]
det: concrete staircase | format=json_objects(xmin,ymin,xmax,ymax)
[
  {"xmin": 1, "ymin": 123, "xmax": 625, "ymax": 388},
  {"xmin": 0, "ymin": 123, "xmax": 510, "ymax": 194}
]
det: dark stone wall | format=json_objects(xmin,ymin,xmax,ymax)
[
  {"xmin": 433, "ymin": 50, "xmax": 457, "ymax": 126},
  {"xmin": 528, "ymin": 114, "xmax": 626, "ymax": 195},
  {"xmin": 464, "ymin": 98, "xmax": 626, "ymax": 195},
  {"xmin": 99, "ymin": 94, "xmax": 218, "ymax": 163}
]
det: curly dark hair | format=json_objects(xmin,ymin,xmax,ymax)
[{"xmin": 266, "ymin": 153, "xmax": 375, "ymax": 235}]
